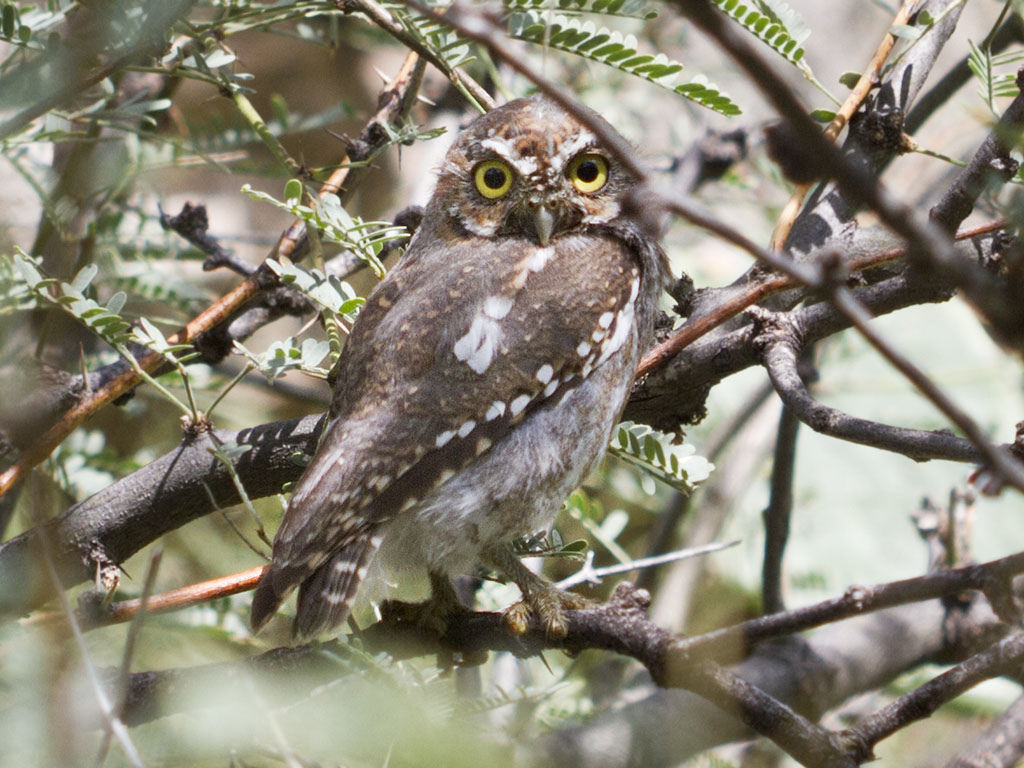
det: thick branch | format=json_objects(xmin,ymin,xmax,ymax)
[
  {"xmin": 0, "ymin": 414, "xmax": 325, "ymax": 615},
  {"xmin": 69, "ymin": 586, "xmax": 1006, "ymax": 766},
  {"xmin": 751, "ymin": 306, "xmax": 984, "ymax": 463},
  {"xmin": 627, "ymin": 234, "xmax": 993, "ymax": 429}
]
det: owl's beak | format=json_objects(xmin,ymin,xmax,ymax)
[{"xmin": 532, "ymin": 204, "xmax": 556, "ymax": 246}]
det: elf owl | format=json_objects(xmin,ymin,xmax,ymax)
[{"xmin": 251, "ymin": 94, "xmax": 671, "ymax": 641}]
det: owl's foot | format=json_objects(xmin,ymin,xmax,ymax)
[
  {"xmin": 490, "ymin": 546, "xmax": 592, "ymax": 638},
  {"xmin": 504, "ymin": 585, "xmax": 592, "ymax": 638},
  {"xmin": 379, "ymin": 570, "xmax": 468, "ymax": 637}
]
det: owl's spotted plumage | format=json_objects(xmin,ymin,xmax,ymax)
[{"xmin": 251, "ymin": 95, "xmax": 671, "ymax": 641}]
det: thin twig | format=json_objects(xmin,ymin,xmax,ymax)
[
  {"xmin": 674, "ymin": 548, "xmax": 1024, "ymax": 661},
  {"xmin": 753, "ymin": 306, "xmax": 986, "ymax": 463},
  {"xmin": 556, "ymin": 540, "xmax": 738, "ymax": 589},
  {"xmin": 340, "ymin": 0, "xmax": 495, "ymax": 111},
  {"xmin": 95, "ymin": 549, "xmax": 163, "ymax": 768},
  {"xmin": 829, "ymin": 284, "xmax": 1024, "ymax": 489},
  {"xmin": 31, "ymin": 478, "xmax": 146, "ymax": 768}
]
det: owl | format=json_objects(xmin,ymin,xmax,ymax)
[{"xmin": 250, "ymin": 95, "xmax": 671, "ymax": 641}]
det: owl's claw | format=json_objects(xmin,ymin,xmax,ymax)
[
  {"xmin": 503, "ymin": 587, "xmax": 592, "ymax": 638},
  {"xmin": 488, "ymin": 544, "xmax": 592, "ymax": 638}
]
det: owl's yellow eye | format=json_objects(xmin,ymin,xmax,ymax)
[
  {"xmin": 474, "ymin": 160, "xmax": 514, "ymax": 199},
  {"xmin": 568, "ymin": 153, "xmax": 609, "ymax": 194}
]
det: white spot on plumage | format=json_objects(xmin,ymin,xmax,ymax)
[
  {"xmin": 486, "ymin": 400, "xmax": 506, "ymax": 421},
  {"xmin": 527, "ymin": 246, "xmax": 554, "ymax": 272},
  {"xmin": 458, "ymin": 419, "xmax": 477, "ymax": 438},
  {"xmin": 435, "ymin": 429, "xmax": 456, "ymax": 448},
  {"xmin": 510, "ymin": 393, "xmax": 531, "ymax": 416},
  {"xmin": 543, "ymin": 379, "xmax": 559, "ymax": 398},
  {"xmin": 535, "ymin": 364, "xmax": 554, "ymax": 384},
  {"xmin": 598, "ymin": 305, "xmax": 635, "ymax": 365},
  {"xmin": 483, "ymin": 295, "xmax": 513, "ymax": 319},
  {"xmin": 576, "ymin": 341, "xmax": 591, "ymax": 357},
  {"xmin": 592, "ymin": 329, "xmax": 606, "ymax": 343},
  {"xmin": 598, "ymin": 311, "xmax": 614, "ymax": 329},
  {"xmin": 510, "ymin": 246, "xmax": 556, "ymax": 290},
  {"xmin": 454, "ymin": 313, "xmax": 501, "ymax": 374}
]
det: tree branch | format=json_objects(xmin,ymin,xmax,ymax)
[
  {"xmin": 0, "ymin": 414, "xmax": 324, "ymax": 615},
  {"xmin": 751, "ymin": 306, "xmax": 986, "ymax": 463}
]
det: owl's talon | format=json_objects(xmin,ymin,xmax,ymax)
[{"xmin": 502, "ymin": 587, "xmax": 592, "ymax": 638}]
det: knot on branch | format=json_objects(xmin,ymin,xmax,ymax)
[
  {"xmin": 851, "ymin": 105, "xmax": 910, "ymax": 156},
  {"xmin": 747, "ymin": 306, "xmax": 803, "ymax": 358},
  {"xmin": 160, "ymin": 202, "xmax": 243, "ymax": 274},
  {"xmin": 989, "ymin": 155, "xmax": 1020, "ymax": 184},
  {"xmin": 85, "ymin": 539, "xmax": 120, "ymax": 592}
]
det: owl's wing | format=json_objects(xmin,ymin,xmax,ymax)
[{"xmin": 251, "ymin": 229, "xmax": 663, "ymax": 638}]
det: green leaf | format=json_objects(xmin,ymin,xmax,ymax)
[
  {"xmin": 106, "ymin": 291, "xmax": 127, "ymax": 315},
  {"xmin": 70, "ymin": 264, "xmax": 98, "ymax": 294},
  {"xmin": 247, "ymin": 185, "xmax": 407, "ymax": 278},
  {"xmin": 810, "ymin": 108, "xmax": 836, "ymax": 122},
  {"xmin": 507, "ymin": 10, "xmax": 740, "ymax": 115},
  {"xmin": 838, "ymin": 71, "xmax": 861, "ymax": 89},
  {"xmin": 967, "ymin": 39, "xmax": 1024, "ymax": 113},
  {"xmin": 712, "ymin": 0, "xmax": 811, "ymax": 70},
  {"xmin": 2, "ymin": 4, "xmax": 16, "ymax": 39},
  {"xmin": 889, "ymin": 23, "xmax": 922, "ymax": 40},
  {"xmin": 503, "ymin": 0, "xmax": 659, "ymax": 19},
  {"xmin": 265, "ymin": 256, "xmax": 365, "ymax": 319},
  {"xmin": 558, "ymin": 539, "xmax": 590, "ymax": 555},
  {"xmin": 284, "ymin": 178, "xmax": 303, "ymax": 206}
]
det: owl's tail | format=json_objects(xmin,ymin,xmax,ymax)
[
  {"xmin": 292, "ymin": 534, "xmax": 383, "ymax": 641},
  {"xmin": 250, "ymin": 531, "xmax": 382, "ymax": 641}
]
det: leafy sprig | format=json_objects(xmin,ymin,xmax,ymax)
[
  {"xmin": 507, "ymin": 9, "xmax": 741, "ymax": 115},
  {"xmin": 609, "ymin": 421, "xmax": 714, "ymax": 494},
  {"xmin": 243, "ymin": 180, "xmax": 410, "ymax": 278}
]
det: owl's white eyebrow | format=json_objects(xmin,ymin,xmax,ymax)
[
  {"xmin": 478, "ymin": 137, "xmax": 539, "ymax": 177},
  {"xmin": 552, "ymin": 131, "xmax": 600, "ymax": 166}
]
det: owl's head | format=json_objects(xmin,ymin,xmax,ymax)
[{"xmin": 431, "ymin": 95, "xmax": 635, "ymax": 245}]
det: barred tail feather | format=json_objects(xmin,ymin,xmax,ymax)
[
  {"xmin": 251, "ymin": 560, "xmax": 304, "ymax": 634},
  {"xmin": 292, "ymin": 533, "xmax": 382, "ymax": 642}
]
